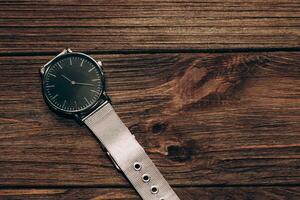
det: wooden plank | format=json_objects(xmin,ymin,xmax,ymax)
[
  {"xmin": 0, "ymin": 0, "xmax": 299, "ymax": 53},
  {"xmin": 0, "ymin": 52, "xmax": 299, "ymax": 186},
  {"xmin": 0, "ymin": 187, "xmax": 300, "ymax": 200}
]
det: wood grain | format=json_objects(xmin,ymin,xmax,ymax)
[
  {"xmin": 0, "ymin": 51, "xmax": 299, "ymax": 187},
  {"xmin": 0, "ymin": 0, "xmax": 299, "ymax": 53},
  {"xmin": 0, "ymin": 187, "xmax": 300, "ymax": 200}
]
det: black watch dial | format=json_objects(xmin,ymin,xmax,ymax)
[{"xmin": 43, "ymin": 53, "xmax": 103, "ymax": 113}]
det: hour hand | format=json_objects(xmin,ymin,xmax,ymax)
[{"xmin": 61, "ymin": 74, "xmax": 72, "ymax": 83}]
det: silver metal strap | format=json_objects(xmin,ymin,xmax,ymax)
[{"xmin": 83, "ymin": 103, "xmax": 180, "ymax": 200}]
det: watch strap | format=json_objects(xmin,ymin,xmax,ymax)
[{"xmin": 83, "ymin": 102, "xmax": 180, "ymax": 200}]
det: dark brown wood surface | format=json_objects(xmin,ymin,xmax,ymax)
[
  {"xmin": 0, "ymin": 0, "xmax": 299, "ymax": 199},
  {"xmin": 1, "ymin": 187, "xmax": 300, "ymax": 200},
  {"xmin": 0, "ymin": 0, "xmax": 299, "ymax": 53}
]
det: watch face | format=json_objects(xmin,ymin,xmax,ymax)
[{"xmin": 43, "ymin": 53, "xmax": 104, "ymax": 113}]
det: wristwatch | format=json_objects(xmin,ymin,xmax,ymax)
[{"xmin": 40, "ymin": 49, "xmax": 180, "ymax": 200}]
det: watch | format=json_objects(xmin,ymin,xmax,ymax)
[{"xmin": 40, "ymin": 49, "xmax": 180, "ymax": 200}]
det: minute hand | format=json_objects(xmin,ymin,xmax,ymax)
[{"xmin": 75, "ymin": 82, "xmax": 95, "ymax": 87}]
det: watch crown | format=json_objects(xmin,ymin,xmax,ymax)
[{"xmin": 97, "ymin": 60, "xmax": 102, "ymax": 66}]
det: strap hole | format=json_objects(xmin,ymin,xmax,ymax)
[
  {"xmin": 151, "ymin": 185, "xmax": 159, "ymax": 194},
  {"xmin": 142, "ymin": 174, "xmax": 151, "ymax": 183},
  {"xmin": 160, "ymin": 198, "xmax": 165, "ymax": 200},
  {"xmin": 134, "ymin": 162, "xmax": 142, "ymax": 171}
]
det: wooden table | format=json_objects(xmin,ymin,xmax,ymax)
[{"xmin": 0, "ymin": 1, "xmax": 299, "ymax": 199}]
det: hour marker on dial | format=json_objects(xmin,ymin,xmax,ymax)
[
  {"xmin": 57, "ymin": 63, "xmax": 63, "ymax": 69},
  {"xmin": 88, "ymin": 67, "xmax": 95, "ymax": 72},
  {"xmin": 48, "ymin": 73, "xmax": 56, "ymax": 77},
  {"xmin": 52, "ymin": 94, "xmax": 58, "ymax": 100},
  {"xmin": 84, "ymin": 97, "xmax": 89, "ymax": 104},
  {"xmin": 62, "ymin": 100, "xmax": 66, "ymax": 107},
  {"xmin": 90, "ymin": 89, "xmax": 100, "ymax": 95}
]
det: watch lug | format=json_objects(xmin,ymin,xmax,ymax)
[
  {"xmin": 60, "ymin": 48, "xmax": 71, "ymax": 55},
  {"xmin": 40, "ymin": 66, "xmax": 45, "ymax": 76},
  {"xmin": 74, "ymin": 114, "xmax": 83, "ymax": 125},
  {"xmin": 59, "ymin": 49, "xmax": 68, "ymax": 55},
  {"xmin": 97, "ymin": 60, "xmax": 104, "ymax": 75},
  {"xmin": 102, "ymin": 92, "xmax": 111, "ymax": 103},
  {"xmin": 41, "ymin": 48, "xmax": 71, "ymax": 72}
]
